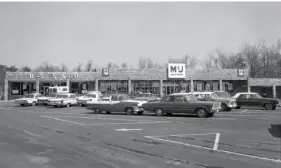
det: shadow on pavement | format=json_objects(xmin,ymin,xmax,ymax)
[{"xmin": 268, "ymin": 124, "xmax": 281, "ymax": 138}]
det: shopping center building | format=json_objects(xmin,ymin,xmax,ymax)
[{"xmin": 3, "ymin": 63, "xmax": 257, "ymax": 100}]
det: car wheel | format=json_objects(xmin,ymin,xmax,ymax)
[
  {"xmin": 66, "ymin": 103, "xmax": 70, "ymax": 108},
  {"xmin": 54, "ymin": 105, "xmax": 57, "ymax": 108},
  {"xmin": 196, "ymin": 108, "xmax": 207, "ymax": 118},
  {"xmin": 221, "ymin": 103, "xmax": 228, "ymax": 112},
  {"xmin": 155, "ymin": 108, "xmax": 164, "ymax": 116},
  {"xmin": 81, "ymin": 104, "xmax": 86, "ymax": 107},
  {"xmin": 208, "ymin": 113, "xmax": 214, "ymax": 117},
  {"xmin": 265, "ymin": 103, "xmax": 274, "ymax": 110},
  {"xmin": 32, "ymin": 102, "xmax": 36, "ymax": 106},
  {"xmin": 137, "ymin": 111, "xmax": 143, "ymax": 115},
  {"xmin": 44, "ymin": 103, "xmax": 48, "ymax": 106},
  {"xmin": 125, "ymin": 108, "xmax": 134, "ymax": 115},
  {"xmin": 236, "ymin": 106, "xmax": 241, "ymax": 109}
]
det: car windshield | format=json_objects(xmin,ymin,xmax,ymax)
[
  {"xmin": 185, "ymin": 94, "xmax": 198, "ymax": 101},
  {"xmin": 24, "ymin": 94, "xmax": 34, "ymax": 98},
  {"xmin": 215, "ymin": 92, "xmax": 231, "ymax": 98},
  {"xmin": 56, "ymin": 95, "xmax": 68, "ymax": 98}
]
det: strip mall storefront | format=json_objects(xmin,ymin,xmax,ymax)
[{"xmin": 3, "ymin": 66, "xmax": 249, "ymax": 100}]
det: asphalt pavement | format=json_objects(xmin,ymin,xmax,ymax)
[{"xmin": 0, "ymin": 102, "xmax": 281, "ymax": 168}]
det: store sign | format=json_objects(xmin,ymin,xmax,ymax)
[
  {"xmin": 29, "ymin": 72, "xmax": 79, "ymax": 79},
  {"xmin": 168, "ymin": 63, "xmax": 186, "ymax": 79},
  {"xmin": 237, "ymin": 69, "xmax": 244, "ymax": 77},
  {"xmin": 102, "ymin": 68, "xmax": 109, "ymax": 77}
]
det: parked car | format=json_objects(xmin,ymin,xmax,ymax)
[
  {"xmin": 141, "ymin": 93, "xmax": 221, "ymax": 118},
  {"xmin": 14, "ymin": 93, "xmax": 42, "ymax": 106},
  {"xmin": 232, "ymin": 92, "xmax": 280, "ymax": 110},
  {"xmin": 189, "ymin": 91, "xmax": 237, "ymax": 112},
  {"xmin": 48, "ymin": 93, "xmax": 77, "ymax": 108},
  {"xmin": 77, "ymin": 91, "xmax": 102, "ymax": 107},
  {"xmin": 37, "ymin": 95, "xmax": 53, "ymax": 106},
  {"xmin": 86, "ymin": 94, "xmax": 147, "ymax": 115}
]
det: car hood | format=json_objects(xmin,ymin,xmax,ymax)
[
  {"xmin": 37, "ymin": 96, "xmax": 51, "ymax": 100},
  {"xmin": 123, "ymin": 100, "xmax": 148, "ymax": 104},
  {"xmin": 15, "ymin": 98, "xmax": 34, "ymax": 101},
  {"xmin": 49, "ymin": 98, "xmax": 64, "ymax": 101}
]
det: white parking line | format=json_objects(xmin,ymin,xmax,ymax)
[
  {"xmin": 144, "ymin": 135, "xmax": 281, "ymax": 163},
  {"xmin": 40, "ymin": 115, "xmax": 85, "ymax": 125},
  {"xmin": 240, "ymin": 110, "xmax": 248, "ymax": 113},
  {"xmin": 213, "ymin": 133, "xmax": 220, "ymax": 150},
  {"xmin": 86, "ymin": 121, "xmax": 171, "ymax": 126},
  {"xmin": 49, "ymin": 115, "xmax": 153, "ymax": 122}
]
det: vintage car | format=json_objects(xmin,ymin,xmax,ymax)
[
  {"xmin": 48, "ymin": 93, "xmax": 77, "ymax": 108},
  {"xmin": 141, "ymin": 93, "xmax": 221, "ymax": 118},
  {"xmin": 189, "ymin": 91, "xmax": 237, "ymax": 111},
  {"xmin": 14, "ymin": 93, "xmax": 42, "ymax": 106},
  {"xmin": 232, "ymin": 92, "xmax": 280, "ymax": 110},
  {"xmin": 38, "ymin": 86, "xmax": 69, "ymax": 106},
  {"xmin": 133, "ymin": 93, "xmax": 161, "ymax": 102},
  {"xmin": 86, "ymin": 94, "xmax": 147, "ymax": 115},
  {"xmin": 77, "ymin": 91, "xmax": 102, "ymax": 107}
]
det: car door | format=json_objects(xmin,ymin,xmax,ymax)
[
  {"xmin": 236, "ymin": 94, "xmax": 250, "ymax": 106},
  {"xmin": 248, "ymin": 94, "xmax": 263, "ymax": 107},
  {"xmin": 113, "ymin": 95, "xmax": 128, "ymax": 112},
  {"xmin": 173, "ymin": 95, "xmax": 191, "ymax": 113},
  {"xmin": 159, "ymin": 95, "xmax": 174, "ymax": 113}
]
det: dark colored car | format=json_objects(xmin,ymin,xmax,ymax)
[
  {"xmin": 141, "ymin": 93, "xmax": 221, "ymax": 118},
  {"xmin": 86, "ymin": 94, "xmax": 147, "ymax": 115},
  {"xmin": 232, "ymin": 92, "xmax": 280, "ymax": 110}
]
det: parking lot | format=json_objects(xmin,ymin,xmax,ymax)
[{"xmin": 0, "ymin": 102, "xmax": 281, "ymax": 168}]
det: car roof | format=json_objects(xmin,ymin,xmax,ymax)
[
  {"xmin": 235, "ymin": 92, "xmax": 258, "ymax": 95},
  {"xmin": 171, "ymin": 92, "xmax": 193, "ymax": 96},
  {"xmin": 190, "ymin": 91, "xmax": 215, "ymax": 94}
]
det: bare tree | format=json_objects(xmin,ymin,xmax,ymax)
[
  {"xmin": 84, "ymin": 60, "xmax": 92, "ymax": 72},
  {"xmin": 121, "ymin": 62, "xmax": 128, "ymax": 69},
  {"xmin": 169, "ymin": 54, "xmax": 198, "ymax": 69},
  {"xmin": 60, "ymin": 62, "xmax": 68, "ymax": 72},
  {"xmin": 72, "ymin": 62, "xmax": 84, "ymax": 72},
  {"xmin": 20, "ymin": 65, "xmax": 32, "ymax": 72},
  {"xmin": 138, "ymin": 57, "xmax": 146, "ymax": 69},
  {"xmin": 34, "ymin": 61, "xmax": 60, "ymax": 72},
  {"xmin": 107, "ymin": 62, "xmax": 119, "ymax": 68}
]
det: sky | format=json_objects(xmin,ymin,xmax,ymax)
[{"xmin": 0, "ymin": 2, "xmax": 281, "ymax": 69}]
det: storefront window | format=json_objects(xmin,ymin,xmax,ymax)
[{"xmin": 132, "ymin": 80, "xmax": 160, "ymax": 95}]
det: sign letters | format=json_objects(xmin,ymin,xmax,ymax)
[
  {"xmin": 168, "ymin": 63, "xmax": 186, "ymax": 79},
  {"xmin": 29, "ymin": 72, "xmax": 79, "ymax": 79},
  {"xmin": 102, "ymin": 68, "xmax": 109, "ymax": 77},
  {"xmin": 237, "ymin": 69, "xmax": 244, "ymax": 77}
]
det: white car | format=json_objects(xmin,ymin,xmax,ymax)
[
  {"xmin": 37, "ymin": 96, "xmax": 53, "ymax": 106},
  {"xmin": 14, "ymin": 93, "xmax": 42, "ymax": 106},
  {"xmin": 77, "ymin": 91, "xmax": 103, "ymax": 107},
  {"xmin": 86, "ymin": 94, "xmax": 148, "ymax": 115},
  {"xmin": 48, "ymin": 93, "xmax": 77, "ymax": 108}
]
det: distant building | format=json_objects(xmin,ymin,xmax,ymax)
[{"xmin": 3, "ymin": 63, "xmax": 253, "ymax": 100}]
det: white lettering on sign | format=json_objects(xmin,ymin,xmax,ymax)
[
  {"xmin": 168, "ymin": 63, "xmax": 186, "ymax": 79},
  {"xmin": 28, "ymin": 72, "xmax": 79, "ymax": 79}
]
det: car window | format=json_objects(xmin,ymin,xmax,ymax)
[
  {"xmin": 205, "ymin": 94, "xmax": 213, "ymax": 100},
  {"xmin": 111, "ymin": 95, "xmax": 119, "ymax": 101},
  {"xmin": 194, "ymin": 94, "xmax": 205, "ymax": 100},
  {"xmin": 70, "ymin": 95, "xmax": 76, "ymax": 98},
  {"xmin": 161, "ymin": 96, "xmax": 172, "ymax": 102},
  {"xmin": 174, "ymin": 96, "xmax": 185, "ymax": 102},
  {"xmin": 250, "ymin": 94, "xmax": 262, "ymax": 99},
  {"xmin": 238, "ymin": 94, "xmax": 247, "ymax": 99}
]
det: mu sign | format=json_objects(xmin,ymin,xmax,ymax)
[{"xmin": 168, "ymin": 63, "xmax": 186, "ymax": 79}]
